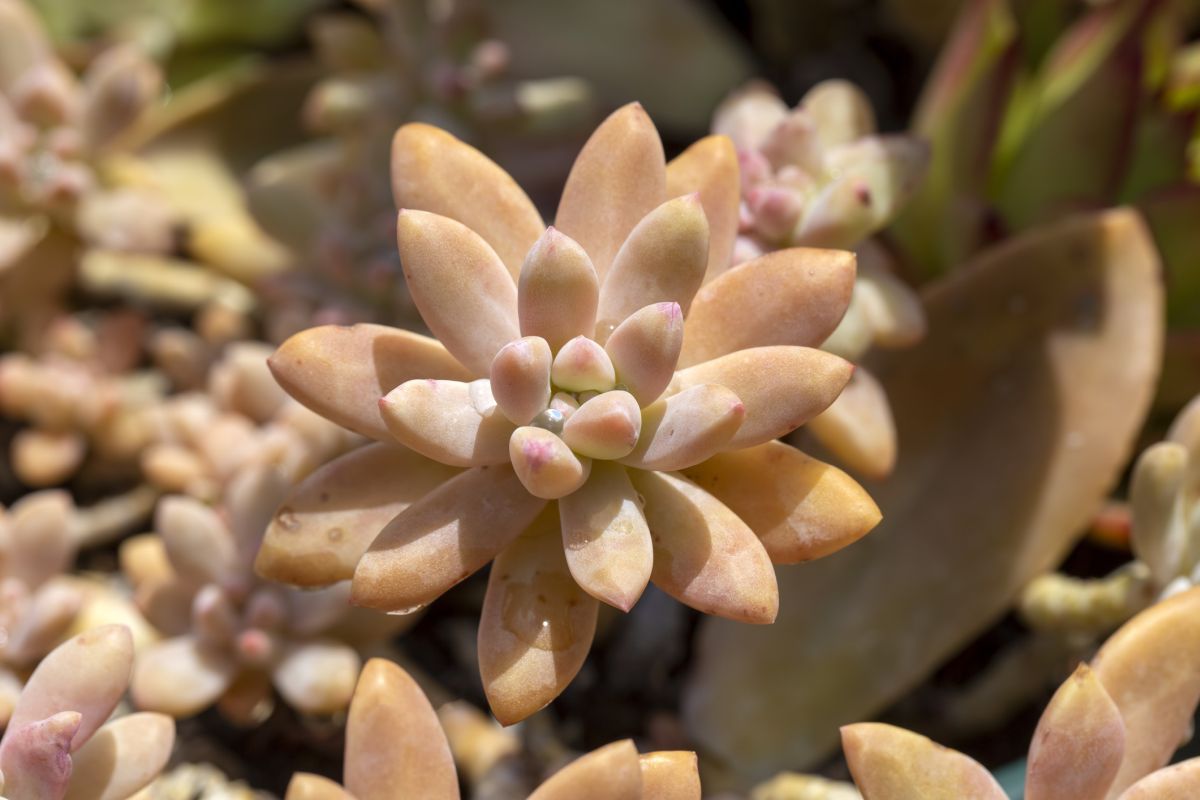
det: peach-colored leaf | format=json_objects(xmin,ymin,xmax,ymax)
[
  {"xmin": 597, "ymin": 195, "xmax": 709, "ymax": 327},
  {"xmin": 479, "ymin": 506, "xmax": 599, "ymax": 725},
  {"xmin": 561, "ymin": 391, "xmax": 642, "ymax": 460},
  {"xmin": 680, "ymin": 248, "xmax": 856, "ymax": 367},
  {"xmin": 285, "ymin": 773, "xmax": 356, "ymax": 800},
  {"xmin": 841, "ymin": 723, "xmax": 1007, "ymax": 800},
  {"xmin": 509, "ymin": 427, "xmax": 591, "ymax": 500},
  {"xmin": 391, "ymin": 123, "xmax": 543, "ymax": 279},
  {"xmin": 556, "ymin": 103, "xmax": 666, "ymax": 280},
  {"xmin": 604, "ymin": 302, "xmax": 683, "ymax": 406},
  {"xmin": 490, "ymin": 336, "xmax": 553, "ymax": 426},
  {"xmin": 64, "ymin": 712, "xmax": 174, "ymax": 800},
  {"xmin": 3, "ymin": 626, "xmax": 132, "ymax": 751},
  {"xmin": 351, "ymin": 465, "xmax": 546, "ymax": 612},
  {"xmin": 1092, "ymin": 587, "xmax": 1200, "ymax": 796},
  {"xmin": 130, "ymin": 635, "xmax": 236, "ymax": 719},
  {"xmin": 379, "ymin": 379, "xmax": 515, "ymax": 467},
  {"xmin": 801, "ymin": 367, "xmax": 897, "ymax": 480},
  {"xmin": 255, "ymin": 443, "xmax": 460, "ymax": 588},
  {"xmin": 639, "ymin": 751, "xmax": 701, "ymax": 800},
  {"xmin": 345, "ymin": 659, "xmax": 458, "ymax": 800},
  {"xmin": 685, "ymin": 209, "xmax": 1163, "ymax": 779},
  {"xmin": 673, "ymin": 346, "xmax": 853, "ymax": 450},
  {"xmin": 0, "ymin": 712, "xmax": 79, "ymax": 800},
  {"xmin": 155, "ymin": 496, "xmax": 237, "ymax": 587},
  {"xmin": 518, "ymin": 228, "xmax": 599, "ymax": 352},
  {"xmin": 528, "ymin": 739, "xmax": 642, "ymax": 800},
  {"xmin": 681, "ymin": 441, "xmax": 880, "ymax": 564},
  {"xmin": 559, "ymin": 462, "xmax": 652, "ymax": 611},
  {"xmin": 1026, "ymin": 664, "xmax": 1125, "ymax": 800},
  {"xmin": 1116, "ymin": 758, "xmax": 1200, "ymax": 799},
  {"xmin": 667, "ymin": 135, "xmax": 740, "ymax": 281},
  {"xmin": 272, "ymin": 640, "xmax": 361, "ymax": 716},
  {"xmin": 622, "ymin": 384, "xmax": 744, "ymax": 472},
  {"xmin": 269, "ymin": 324, "xmax": 471, "ymax": 440},
  {"xmin": 396, "ymin": 210, "xmax": 520, "ymax": 376},
  {"xmin": 5, "ymin": 489, "xmax": 75, "ymax": 588},
  {"xmin": 631, "ymin": 470, "xmax": 777, "ymax": 623}
]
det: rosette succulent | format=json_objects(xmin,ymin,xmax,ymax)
[
  {"xmin": 842, "ymin": 586, "xmax": 1200, "ymax": 799},
  {"xmin": 126, "ymin": 463, "xmax": 397, "ymax": 722},
  {"xmin": 0, "ymin": 625, "xmax": 174, "ymax": 800},
  {"xmin": 711, "ymin": 79, "xmax": 929, "ymax": 478},
  {"xmin": 258, "ymin": 103, "xmax": 882, "ymax": 722},
  {"xmin": 285, "ymin": 657, "xmax": 701, "ymax": 800}
]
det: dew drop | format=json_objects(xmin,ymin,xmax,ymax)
[{"xmin": 276, "ymin": 507, "xmax": 299, "ymax": 531}]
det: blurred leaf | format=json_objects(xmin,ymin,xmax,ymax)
[
  {"xmin": 491, "ymin": 0, "xmax": 753, "ymax": 134},
  {"xmin": 891, "ymin": 0, "xmax": 1018, "ymax": 279},
  {"xmin": 683, "ymin": 209, "xmax": 1163, "ymax": 787},
  {"xmin": 992, "ymin": 0, "xmax": 1152, "ymax": 229}
]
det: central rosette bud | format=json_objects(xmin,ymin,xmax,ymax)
[{"xmin": 376, "ymin": 207, "xmax": 750, "ymax": 502}]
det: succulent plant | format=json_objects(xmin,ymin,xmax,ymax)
[
  {"xmin": 0, "ymin": 625, "xmax": 174, "ymax": 800},
  {"xmin": 1020, "ymin": 391, "xmax": 1200, "ymax": 636},
  {"xmin": 0, "ymin": 488, "xmax": 158, "ymax": 730},
  {"xmin": 247, "ymin": 0, "xmax": 592, "ymax": 342},
  {"xmin": 285, "ymin": 657, "xmax": 701, "ymax": 799},
  {"xmin": 841, "ymin": 585, "xmax": 1200, "ymax": 799},
  {"xmin": 258, "ymin": 103, "xmax": 882, "ymax": 723},
  {"xmin": 0, "ymin": 310, "xmax": 166, "ymax": 487},
  {"xmin": 710, "ymin": 79, "xmax": 929, "ymax": 478},
  {"xmin": 125, "ymin": 462, "xmax": 398, "ymax": 722},
  {"xmin": 139, "ymin": 341, "xmax": 359, "ymax": 502}
]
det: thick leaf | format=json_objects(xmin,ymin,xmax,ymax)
[
  {"xmin": 639, "ymin": 751, "xmax": 701, "ymax": 799},
  {"xmin": 842, "ymin": 723, "xmax": 1007, "ymax": 800},
  {"xmin": 1116, "ymin": 758, "xmax": 1200, "ymax": 799},
  {"xmin": 667, "ymin": 135, "xmax": 740, "ymax": 280},
  {"xmin": 1092, "ymin": 586, "xmax": 1200, "ymax": 796},
  {"xmin": 269, "ymin": 324, "xmax": 471, "ymax": 440},
  {"xmin": 345, "ymin": 659, "xmax": 458, "ymax": 800},
  {"xmin": 64, "ymin": 713, "xmax": 174, "ymax": 800},
  {"xmin": 479, "ymin": 506, "xmax": 599, "ymax": 724},
  {"xmin": 684, "ymin": 209, "xmax": 1163, "ymax": 782},
  {"xmin": 528, "ymin": 739, "xmax": 642, "ymax": 800},
  {"xmin": 255, "ymin": 443, "xmax": 460, "ymax": 587},
  {"xmin": 391, "ymin": 123, "xmax": 544, "ymax": 279}
]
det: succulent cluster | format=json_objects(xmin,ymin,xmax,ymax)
[
  {"xmin": 0, "ymin": 626, "xmax": 173, "ymax": 800},
  {"xmin": 712, "ymin": 79, "xmax": 929, "ymax": 478},
  {"xmin": 258, "ymin": 103, "xmax": 882, "ymax": 723},
  {"xmin": 285, "ymin": 657, "xmax": 700, "ymax": 799},
  {"xmin": 843, "ymin": 586, "xmax": 1200, "ymax": 799}
]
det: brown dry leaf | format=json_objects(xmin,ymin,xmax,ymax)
[{"xmin": 683, "ymin": 208, "xmax": 1163, "ymax": 784}]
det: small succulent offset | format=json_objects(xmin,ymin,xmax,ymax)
[
  {"xmin": 284, "ymin": 657, "xmax": 701, "ymax": 800},
  {"xmin": 841, "ymin": 586, "xmax": 1200, "ymax": 799},
  {"xmin": 259, "ymin": 104, "xmax": 882, "ymax": 722},
  {"xmin": 711, "ymin": 80, "xmax": 929, "ymax": 478},
  {"xmin": 125, "ymin": 464, "xmax": 389, "ymax": 722},
  {"xmin": 0, "ymin": 625, "xmax": 174, "ymax": 800},
  {"xmin": 1021, "ymin": 393, "xmax": 1200, "ymax": 635}
]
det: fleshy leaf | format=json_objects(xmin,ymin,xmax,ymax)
[
  {"xmin": 639, "ymin": 751, "xmax": 702, "ymax": 800},
  {"xmin": 1025, "ymin": 664, "xmax": 1125, "ymax": 800},
  {"xmin": 3, "ymin": 626, "xmax": 132, "ymax": 751},
  {"xmin": 558, "ymin": 462, "xmax": 652, "ymax": 611},
  {"xmin": 841, "ymin": 723, "xmax": 1007, "ymax": 800},
  {"xmin": 269, "ymin": 324, "xmax": 471, "ymax": 440},
  {"xmin": 597, "ymin": 195, "xmax": 709, "ymax": 328},
  {"xmin": 673, "ymin": 346, "xmax": 853, "ymax": 451},
  {"xmin": 802, "ymin": 367, "xmax": 898, "ymax": 480},
  {"xmin": 285, "ymin": 773, "xmax": 355, "ymax": 800},
  {"xmin": 1092, "ymin": 586, "xmax": 1200, "ymax": 795},
  {"xmin": 518, "ymin": 228, "xmax": 599, "ymax": 353},
  {"xmin": 667, "ymin": 135, "xmax": 740, "ymax": 280},
  {"xmin": 345, "ymin": 659, "xmax": 458, "ymax": 800},
  {"xmin": 679, "ymin": 248, "xmax": 856, "ymax": 367},
  {"xmin": 621, "ymin": 384, "xmax": 744, "ymax": 472},
  {"xmin": 272, "ymin": 640, "xmax": 361, "ymax": 716},
  {"xmin": 681, "ymin": 441, "xmax": 880, "ymax": 564},
  {"xmin": 391, "ymin": 123, "xmax": 544, "ymax": 279},
  {"xmin": 556, "ymin": 103, "xmax": 666, "ymax": 279},
  {"xmin": 64, "ymin": 713, "xmax": 174, "ymax": 800},
  {"xmin": 379, "ymin": 379, "xmax": 515, "ymax": 467},
  {"xmin": 509, "ymin": 427, "xmax": 591, "ymax": 500},
  {"xmin": 631, "ymin": 470, "xmax": 777, "ymax": 624},
  {"xmin": 256, "ymin": 443, "xmax": 460, "ymax": 587},
  {"xmin": 479, "ymin": 506, "xmax": 599, "ymax": 724},
  {"xmin": 396, "ymin": 210, "xmax": 520, "ymax": 376},
  {"xmin": 604, "ymin": 302, "xmax": 684, "ymax": 406},
  {"xmin": 130, "ymin": 636, "xmax": 236, "ymax": 719},
  {"xmin": 352, "ymin": 466, "xmax": 546, "ymax": 612},
  {"xmin": 528, "ymin": 739, "xmax": 642, "ymax": 800},
  {"xmin": 1116, "ymin": 757, "xmax": 1200, "ymax": 799}
]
